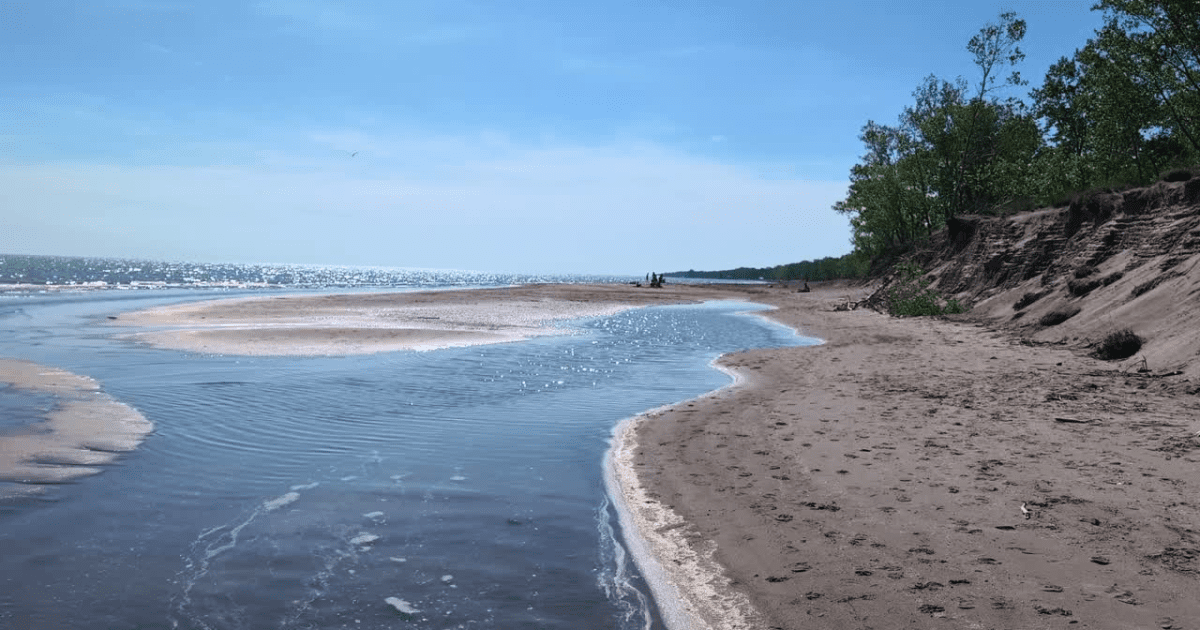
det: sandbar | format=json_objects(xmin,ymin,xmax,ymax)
[
  {"xmin": 0, "ymin": 359, "xmax": 153, "ymax": 498},
  {"xmin": 113, "ymin": 283, "xmax": 742, "ymax": 355}
]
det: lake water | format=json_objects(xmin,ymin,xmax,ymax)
[{"xmin": 0, "ymin": 279, "xmax": 814, "ymax": 629}]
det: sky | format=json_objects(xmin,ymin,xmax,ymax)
[{"xmin": 2, "ymin": 1, "xmax": 1107, "ymax": 275}]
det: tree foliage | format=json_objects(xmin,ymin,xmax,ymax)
[
  {"xmin": 1030, "ymin": 1, "xmax": 1199, "ymax": 200},
  {"xmin": 833, "ymin": 5, "xmax": 1200, "ymax": 259},
  {"xmin": 834, "ymin": 12, "xmax": 1040, "ymax": 257},
  {"xmin": 669, "ymin": 251, "xmax": 869, "ymax": 283}
]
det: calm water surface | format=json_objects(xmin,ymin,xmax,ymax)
[{"xmin": 0, "ymin": 288, "xmax": 815, "ymax": 629}]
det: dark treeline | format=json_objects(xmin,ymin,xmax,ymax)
[
  {"xmin": 668, "ymin": 251, "xmax": 870, "ymax": 282},
  {"xmin": 835, "ymin": 1, "xmax": 1200, "ymax": 259}
]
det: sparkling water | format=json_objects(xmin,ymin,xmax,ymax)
[{"xmin": 0, "ymin": 258, "xmax": 815, "ymax": 629}]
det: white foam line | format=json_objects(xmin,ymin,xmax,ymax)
[
  {"xmin": 726, "ymin": 300, "xmax": 824, "ymax": 346},
  {"xmin": 595, "ymin": 491, "xmax": 653, "ymax": 630},
  {"xmin": 603, "ymin": 360, "xmax": 764, "ymax": 630},
  {"xmin": 171, "ymin": 490, "xmax": 305, "ymax": 629}
]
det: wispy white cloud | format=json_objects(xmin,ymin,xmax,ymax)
[{"xmin": 1, "ymin": 131, "xmax": 850, "ymax": 272}]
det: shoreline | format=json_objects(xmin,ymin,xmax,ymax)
[
  {"xmin": 605, "ymin": 361, "xmax": 762, "ymax": 630},
  {"xmin": 605, "ymin": 303, "xmax": 822, "ymax": 630},
  {"xmin": 106, "ymin": 281, "xmax": 802, "ymax": 625},
  {"xmin": 93, "ymin": 280, "xmax": 1200, "ymax": 628}
]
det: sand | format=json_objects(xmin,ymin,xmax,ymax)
[
  {"xmin": 0, "ymin": 359, "xmax": 154, "ymax": 498},
  {"xmin": 109, "ymin": 281, "xmax": 1200, "ymax": 629},
  {"xmin": 623, "ymin": 282, "xmax": 1200, "ymax": 630},
  {"xmin": 113, "ymin": 284, "xmax": 739, "ymax": 355}
]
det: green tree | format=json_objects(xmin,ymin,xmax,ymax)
[
  {"xmin": 834, "ymin": 12, "xmax": 1042, "ymax": 257},
  {"xmin": 1094, "ymin": 0, "xmax": 1200, "ymax": 156},
  {"xmin": 1030, "ymin": 2, "xmax": 1198, "ymax": 199}
]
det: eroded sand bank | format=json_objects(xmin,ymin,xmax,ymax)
[
  {"xmin": 0, "ymin": 359, "xmax": 153, "ymax": 498},
  {"xmin": 114, "ymin": 284, "xmax": 742, "ymax": 355}
]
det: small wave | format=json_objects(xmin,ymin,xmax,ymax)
[
  {"xmin": 596, "ymin": 490, "xmax": 655, "ymax": 630},
  {"xmin": 262, "ymin": 491, "xmax": 299, "ymax": 511}
]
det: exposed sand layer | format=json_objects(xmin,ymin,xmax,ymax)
[
  {"xmin": 114, "ymin": 284, "xmax": 740, "ymax": 355},
  {"xmin": 0, "ymin": 359, "xmax": 153, "ymax": 498},
  {"xmin": 630, "ymin": 282, "xmax": 1200, "ymax": 630}
]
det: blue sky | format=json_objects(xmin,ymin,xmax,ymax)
[{"xmin": 2, "ymin": 1, "xmax": 1105, "ymax": 275}]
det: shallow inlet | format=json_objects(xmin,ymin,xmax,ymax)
[{"xmin": 0, "ymin": 291, "xmax": 812, "ymax": 629}]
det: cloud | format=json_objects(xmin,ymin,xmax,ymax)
[{"xmin": 1, "ymin": 133, "xmax": 850, "ymax": 273}]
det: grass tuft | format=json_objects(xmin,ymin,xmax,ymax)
[
  {"xmin": 1161, "ymin": 167, "xmax": 1196, "ymax": 183},
  {"xmin": 1039, "ymin": 307, "xmax": 1081, "ymax": 326},
  {"xmin": 1093, "ymin": 329, "xmax": 1143, "ymax": 360},
  {"xmin": 886, "ymin": 263, "xmax": 964, "ymax": 317},
  {"xmin": 1013, "ymin": 291, "xmax": 1046, "ymax": 310}
]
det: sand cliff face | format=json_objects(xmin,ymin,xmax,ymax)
[{"xmin": 886, "ymin": 175, "xmax": 1200, "ymax": 378}]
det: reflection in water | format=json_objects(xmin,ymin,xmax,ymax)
[{"xmin": 0, "ymin": 293, "xmax": 814, "ymax": 629}]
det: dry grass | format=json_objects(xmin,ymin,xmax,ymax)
[
  {"xmin": 1040, "ymin": 306, "xmax": 1081, "ymax": 327},
  {"xmin": 1093, "ymin": 329, "xmax": 1143, "ymax": 361}
]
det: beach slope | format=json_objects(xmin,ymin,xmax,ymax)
[{"xmin": 628, "ymin": 282, "xmax": 1200, "ymax": 629}]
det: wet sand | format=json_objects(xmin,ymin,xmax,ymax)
[
  {"xmin": 0, "ymin": 359, "xmax": 153, "ymax": 498},
  {"xmin": 114, "ymin": 284, "xmax": 742, "ymax": 355}
]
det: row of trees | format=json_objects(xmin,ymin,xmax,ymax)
[
  {"xmin": 669, "ymin": 251, "xmax": 870, "ymax": 282},
  {"xmin": 835, "ymin": 1, "xmax": 1200, "ymax": 258}
]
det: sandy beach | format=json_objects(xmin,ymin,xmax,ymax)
[
  {"xmin": 110, "ymin": 282, "xmax": 1200, "ymax": 629},
  {"xmin": 624, "ymin": 282, "xmax": 1200, "ymax": 629}
]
